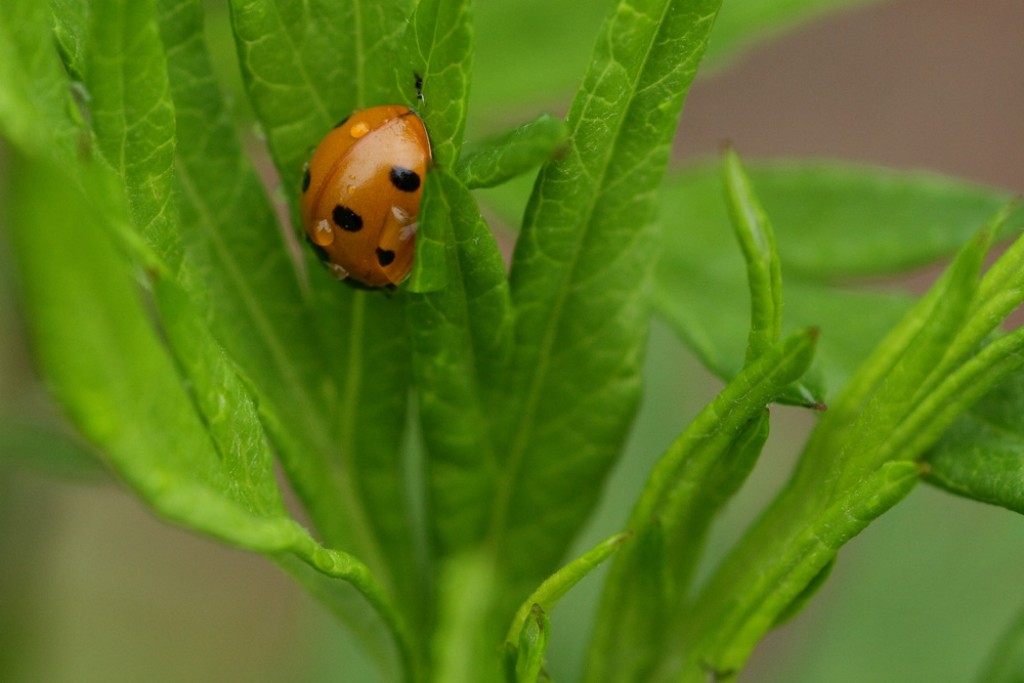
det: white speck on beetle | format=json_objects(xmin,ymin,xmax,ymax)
[
  {"xmin": 399, "ymin": 222, "xmax": 418, "ymax": 241},
  {"xmin": 392, "ymin": 205, "xmax": 412, "ymax": 224}
]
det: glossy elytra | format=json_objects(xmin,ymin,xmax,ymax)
[{"xmin": 300, "ymin": 105, "xmax": 431, "ymax": 287}]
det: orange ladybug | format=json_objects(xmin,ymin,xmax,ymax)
[{"xmin": 300, "ymin": 105, "xmax": 431, "ymax": 287}]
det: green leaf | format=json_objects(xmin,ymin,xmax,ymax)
[
  {"xmin": 655, "ymin": 161, "xmax": 1017, "ymax": 398},
  {"xmin": 680, "ymin": 461, "xmax": 922, "ymax": 682},
  {"xmin": 771, "ymin": 557, "xmax": 834, "ymax": 627},
  {"xmin": 585, "ymin": 523, "xmax": 668, "ymax": 683},
  {"xmin": 50, "ymin": 0, "xmax": 88, "ymax": 81},
  {"xmin": 720, "ymin": 150, "xmax": 820, "ymax": 405},
  {"xmin": 722, "ymin": 147, "xmax": 782, "ymax": 364},
  {"xmin": 634, "ymin": 331, "xmax": 816, "ymax": 579},
  {"xmin": 402, "ymin": 0, "xmax": 471, "ymax": 168},
  {"xmin": 225, "ymin": 0, "xmax": 426, "ymax": 634},
  {"xmin": 820, "ymin": 207, "xmax": 1024, "ymax": 494},
  {"xmin": 927, "ymin": 370, "xmax": 1024, "ymax": 515},
  {"xmin": 79, "ymin": 0, "xmax": 279, "ymax": 513},
  {"xmin": 819, "ymin": 221, "xmax": 991, "ymax": 492},
  {"xmin": 587, "ymin": 330, "xmax": 815, "ymax": 682},
  {"xmin": 458, "ymin": 114, "xmax": 569, "ymax": 190},
  {"xmin": 5, "ymin": 65, "xmax": 414, "ymax": 683},
  {"xmin": 404, "ymin": 163, "xmax": 450, "ymax": 293},
  {"xmin": 400, "ymin": 0, "xmax": 474, "ymax": 292},
  {"xmin": 158, "ymin": 0, "xmax": 418, "ymax": 618},
  {"xmin": 877, "ymin": 326, "xmax": 1024, "ymax": 492},
  {"xmin": 678, "ymin": 209, "xmax": 1024, "ymax": 681},
  {"xmin": 406, "ymin": 169, "xmax": 511, "ymax": 555},
  {"xmin": 977, "ymin": 602, "xmax": 1024, "ymax": 683},
  {"xmin": 494, "ymin": 0, "xmax": 724, "ymax": 598},
  {"xmin": 85, "ymin": 0, "xmax": 180, "ymax": 272},
  {"xmin": 228, "ymin": 0, "xmax": 410, "ymax": 194},
  {"xmin": 730, "ymin": 162, "xmax": 1019, "ymax": 278},
  {"xmin": 506, "ymin": 532, "xmax": 631, "ymax": 646},
  {"xmin": 514, "ymin": 605, "xmax": 551, "ymax": 683},
  {"xmin": 79, "ymin": 0, "xmax": 311, "ymax": 542},
  {"xmin": 7, "ymin": 146, "xmax": 275, "ymax": 555}
]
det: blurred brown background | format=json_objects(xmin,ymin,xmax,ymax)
[{"xmin": 679, "ymin": 0, "xmax": 1023, "ymax": 190}]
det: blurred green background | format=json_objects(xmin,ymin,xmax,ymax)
[{"xmin": 2, "ymin": 0, "xmax": 1023, "ymax": 681}]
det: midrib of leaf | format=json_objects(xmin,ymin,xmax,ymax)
[
  {"xmin": 173, "ymin": 161, "xmax": 389, "ymax": 578},
  {"xmin": 490, "ymin": 0, "xmax": 674, "ymax": 545}
]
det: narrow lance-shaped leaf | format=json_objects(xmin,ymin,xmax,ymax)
[
  {"xmin": 493, "ymin": 0, "xmax": 725, "ymax": 597},
  {"xmin": 401, "ymin": 0, "xmax": 470, "ymax": 168},
  {"xmin": 687, "ymin": 223, "xmax": 993, "ymax": 627},
  {"xmin": 80, "ymin": 0, "xmax": 274, "ymax": 499},
  {"xmin": 722, "ymin": 147, "xmax": 781, "ymax": 363},
  {"xmin": 7, "ymin": 146, "xmax": 286, "ymax": 540},
  {"xmin": 4, "ymin": 4, "xmax": 416, "ymax": 676},
  {"xmin": 396, "ymin": 0, "xmax": 513, "ymax": 566},
  {"xmin": 156, "ymin": 0, "xmax": 409, "ymax": 603},
  {"xmin": 815, "ymin": 213, "xmax": 1020, "ymax": 498},
  {"xmin": 926, "ymin": 369, "xmax": 1024, "ymax": 516},
  {"xmin": 51, "ymin": 0, "xmax": 88, "ymax": 82},
  {"xmin": 586, "ymin": 330, "xmax": 816, "ymax": 683},
  {"xmin": 7, "ymin": 153, "xmax": 408, "ymax": 664},
  {"xmin": 457, "ymin": 113, "xmax": 569, "ymax": 190},
  {"xmin": 940, "ymin": 203, "xmax": 1024, "ymax": 367},
  {"xmin": 824, "ymin": 224, "xmax": 990, "ymax": 494},
  {"xmin": 721, "ymin": 149, "xmax": 822, "ymax": 406},
  {"xmin": 680, "ymin": 210, "xmax": 1024, "ymax": 681},
  {"xmin": 899, "ymin": 327, "xmax": 1024, "ymax": 471},
  {"xmin": 407, "ymin": 169, "xmax": 512, "ymax": 555},
  {"xmin": 514, "ymin": 606, "xmax": 550, "ymax": 683},
  {"xmin": 506, "ymin": 532, "xmax": 631, "ymax": 646},
  {"xmin": 400, "ymin": 0, "xmax": 474, "ymax": 292},
  {"xmin": 85, "ymin": 0, "xmax": 180, "ymax": 272},
  {"xmin": 679, "ymin": 461, "xmax": 923, "ymax": 682}
]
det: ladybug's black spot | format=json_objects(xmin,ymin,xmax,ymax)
[
  {"xmin": 376, "ymin": 248, "xmax": 396, "ymax": 267},
  {"xmin": 301, "ymin": 168, "xmax": 311, "ymax": 193},
  {"xmin": 333, "ymin": 114, "xmax": 351, "ymax": 129},
  {"xmin": 333, "ymin": 205, "xmax": 363, "ymax": 232},
  {"xmin": 305, "ymin": 237, "xmax": 330, "ymax": 263},
  {"xmin": 390, "ymin": 166, "xmax": 421, "ymax": 192}
]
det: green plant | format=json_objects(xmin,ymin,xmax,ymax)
[{"xmin": 2, "ymin": 0, "xmax": 1023, "ymax": 681}]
